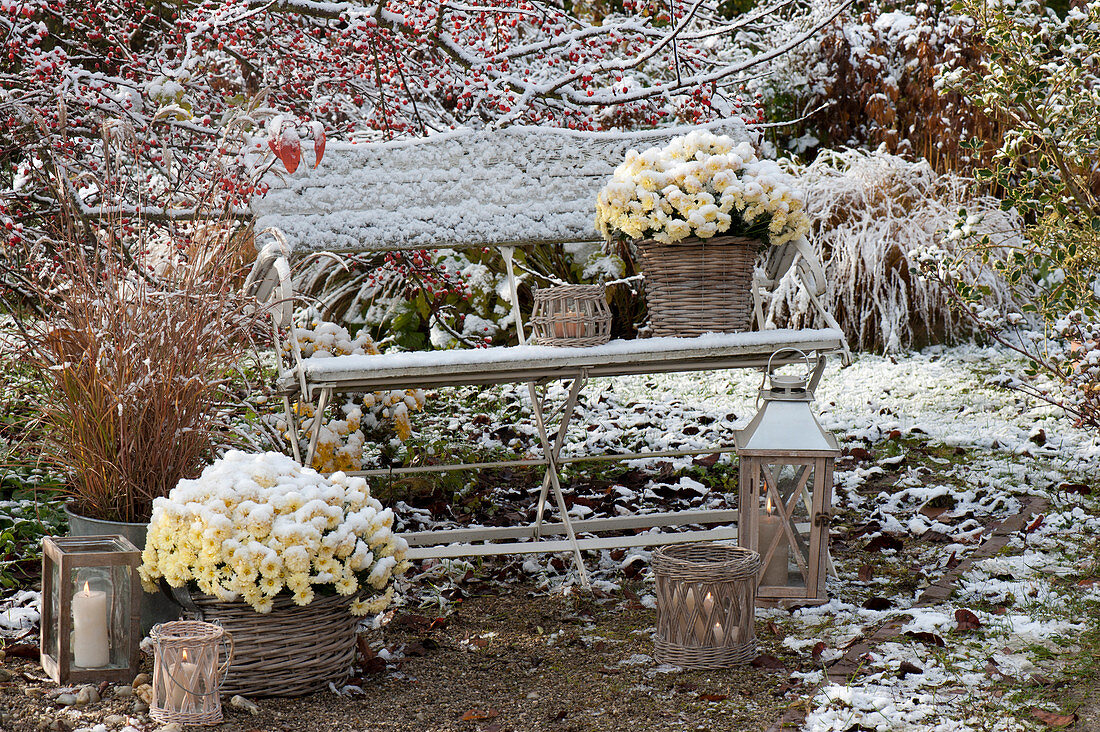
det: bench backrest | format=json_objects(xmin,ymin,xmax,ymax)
[{"xmin": 251, "ymin": 120, "xmax": 752, "ymax": 253}]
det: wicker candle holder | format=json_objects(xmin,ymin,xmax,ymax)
[
  {"xmin": 652, "ymin": 543, "xmax": 760, "ymax": 669},
  {"xmin": 530, "ymin": 284, "xmax": 612, "ymax": 346},
  {"xmin": 150, "ymin": 621, "xmax": 232, "ymax": 726}
]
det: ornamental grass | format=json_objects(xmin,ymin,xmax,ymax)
[{"xmin": 4, "ymin": 206, "xmax": 261, "ymax": 523}]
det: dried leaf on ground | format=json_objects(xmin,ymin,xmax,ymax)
[
  {"xmin": 955, "ymin": 608, "xmax": 981, "ymax": 631},
  {"xmin": 751, "ymin": 654, "xmax": 786, "ymax": 670},
  {"xmin": 903, "ymin": 631, "xmax": 945, "ymax": 647},
  {"xmin": 864, "ymin": 534, "xmax": 904, "ymax": 552},
  {"xmin": 1029, "ymin": 707, "xmax": 1076, "ymax": 727},
  {"xmin": 460, "ymin": 708, "xmax": 499, "ymax": 721},
  {"xmin": 897, "ymin": 661, "xmax": 923, "ymax": 677}
]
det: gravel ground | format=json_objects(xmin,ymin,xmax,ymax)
[{"xmin": 0, "ymin": 580, "xmax": 799, "ymax": 732}]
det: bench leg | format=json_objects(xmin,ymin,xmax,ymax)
[
  {"xmin": 533, "ymin": 377, "xmax": 585, "ymax": 535},
  {"xmin": 282, "ymin": 395, "xmax": 303, "ymax": 465},
  {"xmin": 528, "ymin": 376, "xmax": 589, "ymax": 587},
  {"xmin": 304, "ymin": 387, "xmax": 332, "ymax": 469}
]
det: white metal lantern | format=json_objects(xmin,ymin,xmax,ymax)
[{"xmin": 734, "ymin": 352, "xmax": 839, "ymax": 606}]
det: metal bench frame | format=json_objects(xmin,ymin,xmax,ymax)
[{"xmin": 247, "ymin": 122, "xmax": 849, "ymax": 586}]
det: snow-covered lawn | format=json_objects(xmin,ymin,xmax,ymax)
[{"xmin": 393, "ymin": 343, "xmax": 1100, "ymax": 731}]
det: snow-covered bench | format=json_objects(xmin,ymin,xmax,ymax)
[{"xmin": 249, "ymin": 120, "xmax": 847, "ymax": 585}]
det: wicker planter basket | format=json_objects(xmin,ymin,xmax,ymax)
[
  {"xmin": 529, "ymin": 284, "xmax": 612, "ymax": 346},
  {"xmin": 652, "ymin": 543, "xmax": 760, "ymax": 669},
  {"xmin": 186, "ymin": 593, "xmax": 356, "ymax": 697},
  {"xmin": 638, "ymin": 235, "xmax": 759, "ymax": 337}
]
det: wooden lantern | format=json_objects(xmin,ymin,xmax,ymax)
[
  {"xmin": 734, "ymin": 355, "xmax": 840, "ymax": 607},
  {"xmin": 150, "ymin": 620, "xmax": 233, "ymax": 726},
  {"xmin": 40, "ymin": 535, "xmax": 142, "ymax": 684}
]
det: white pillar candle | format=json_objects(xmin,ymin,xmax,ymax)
[
  {"xmin": 72, "ymin": 582, "xmax": 109, "ymax": 668},
  {"xmin": 758, "ymin": 513, "xmax": 790, "ymax": 587},
  {"xmin": 166, "ymin": 650, "xmax": 200, "ymax": 710},
  {"xmin": 712, "ymin": 622, "xmax": 725, "ymax": 645}
]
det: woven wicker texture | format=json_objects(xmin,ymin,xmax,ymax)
[
  {"xmin": 149, "ymin": 620, "xmax": 230, "ymax": 726},
  {"xmin": 638, "ymin": 236, "xmax": 758, "ymax": 337},
  {"xmin": 188, "ymin": 594, "xmax": 356, "ymax": 697},
  {"xmin": 530, "ymin": 284, "xmax": 612, "ymax": 346},
  {"xmin": 652, "ymin": 543, "xmax": 760, "ymax": 669}
]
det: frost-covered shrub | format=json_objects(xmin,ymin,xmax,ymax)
[
  {"xmin": 919, "ymin": 0, "xmax": 1100, "ymax": 427},
  {"xmin": 276, "ymin": 321, "xmax": 426, "ymax": 472},
  {"xmin": 140, "ymin": 451, "xmax": 408, "ymax": 616},
  {"xmin": 757, "ymin": 2, "xmax": 995, "ymax": 175},
  {"xmin": 767, "ymin": 149, "xmax": 1019, "ymax": 351}
]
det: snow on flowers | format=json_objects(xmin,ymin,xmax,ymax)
[
  {"xmin": 139, "ymin": 451, "xmax": 409, "ymax": 616},
  {"xmin": 279, "ymin": 320, "xmax": 426, "ymax": 473},
  {"xmin": 595, "ymin": 130, "xmax": 811, "ymax": 246}
]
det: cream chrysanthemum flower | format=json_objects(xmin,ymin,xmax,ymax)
[{"xmin": 140, "ymin": 451, "xmax": 407, "ymax": 618}]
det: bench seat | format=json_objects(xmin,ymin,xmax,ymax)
[{"xmin": 281, "ymin": 328, "xmax": 845, "ymax": 393}]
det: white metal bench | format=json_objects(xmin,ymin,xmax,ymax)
[{"xmin": 248, "ymin": 120, "xmax": 848, "ymax": 585}]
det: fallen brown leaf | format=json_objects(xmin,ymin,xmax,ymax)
[
  {"xmin": 692, "ymin": 453, "xmax": 721, "ymax": 468},
  {"xmin": 897, "ymin": 661, "xmax": 923, "ymax": 678},
  {"xmin": 903, "ymin": 631, "xmax": 945, "ymax": 647},
  {"xmin": 811, "ymin": 641, "xmax": 826, "ymax": 661},
  {"xmin": 697, "ymin": 693, "xmax": 728, "ymax": 702},
  {"xmin": 460, "ymin": 709, "xmax": 500, "ymax": 722},
  {"xmin": 946, "ymin": 551, "xmax": 961, "ymax": 570},
  {"xmin": 862, "ymin": 596, "xmax": 893, "ymax": 611},
  {"xmin": 1029, "ymin": 707, "xmax": 1076, "ymax": 728},
  {"xmin": 857, "ymin": 564, "xmax": 874, "ymax": 582},
  {"xmin": 1061, "ymin": 482, "xmax": 1091, "ymax": 495},
  {"xmin": 1025, "ymin": 515, "xmax": 1045, "ymax": 533},
  {"xmin": 919, "ymin": 504, "xmax": 948, "ymax": 519},
  {"xmin": 864, "ymin": 534, "xmax": 904, "ymax": 553},
  {"xmin": 955, "ymin": 608, "xmax": 982, "ymax": 631},
  {"xmin": 751, "ymin": 654, "xmax": 786, "ymax": 670}
]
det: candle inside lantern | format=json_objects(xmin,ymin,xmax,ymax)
[
  {"xmin": 712, "ymin": 622, "xmax": 725, "ymax": 645},
  {"xmin": 758, "ymin": 496, "xmax": 790, "ymax": 587},
  {"xmin": 72, "ymin": 581, "xmax": 109, "ymax": 668},
  {"xmin": 553, "ymin": 311, "xmax": 583, "ymax": 338},
  {"xmin": 167, "ymin": 649, "xmax": 200, "ymax": 710}
]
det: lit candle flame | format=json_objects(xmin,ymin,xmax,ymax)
[
  {"xmin": 182, "ymin": 649, "xmax": 189, "ymax": 662},
  {"xmin": 765, "ymin": 495, "xmax": 774, "ymax": 514},
  {"xmin": 82, "ymin": 581, "xmax": 91, "ymax": 595}
]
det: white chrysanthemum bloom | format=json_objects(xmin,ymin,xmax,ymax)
[{"xmin": 141, "ymin": 450, "xmax": 406, "ymax": 616}]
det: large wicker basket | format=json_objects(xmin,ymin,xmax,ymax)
[
  {"xmin": 186, "ymin": 593, "xmax": 356, "ymax": 697},
  {"xmin": 652, "ymin": 543, "xmax": 760, "ymax": 669},
  {"xmin": 637, "ymin": 235, "xmax": 759, "ymax": 337}
]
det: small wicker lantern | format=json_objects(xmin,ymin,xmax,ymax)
[
  {"xmin": 652, "ymin": 543, "xmax": 760, "ymax": 669},
  {"xmin": 529, "ymin": 284, "xmax": 611, "ymax": 346},
  {"xmin": 40, "ymin": 535, "xmax": 142, "ymax": 684},
  {"xmin": 150, "ymin": 621, "xmax": 233, "ymax": 726},
  {"xmin": 735, "ymin": 352, "xmax": 840, "ymax": 606}
]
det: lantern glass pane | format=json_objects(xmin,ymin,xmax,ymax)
[
  {"xmin": 43, "ymin": 558, "xmax": 61, "ymax": 664},
  {"xmin": 758, "ymin": 462, "xmax": 814, "ymax": 589},
  {"xmin": 68, "ymin": 565, "xmax": 132, "ymax": 670}
]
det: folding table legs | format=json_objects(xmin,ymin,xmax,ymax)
[
  {"xmin": 528, "ymin": 375, "xmax": 589, "ymax": 586},
  {"xmin": 303, "ymin": 386, "xmax": 333, "ymax": 469}
]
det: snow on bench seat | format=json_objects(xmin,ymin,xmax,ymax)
[{"xmin": 282, "ymin": 328, "xmax": 845, "ymax": 392}]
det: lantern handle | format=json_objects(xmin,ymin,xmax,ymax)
[{"xmin": 759, "ymin": 348, "xmax": 813, "ymax": 402}]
